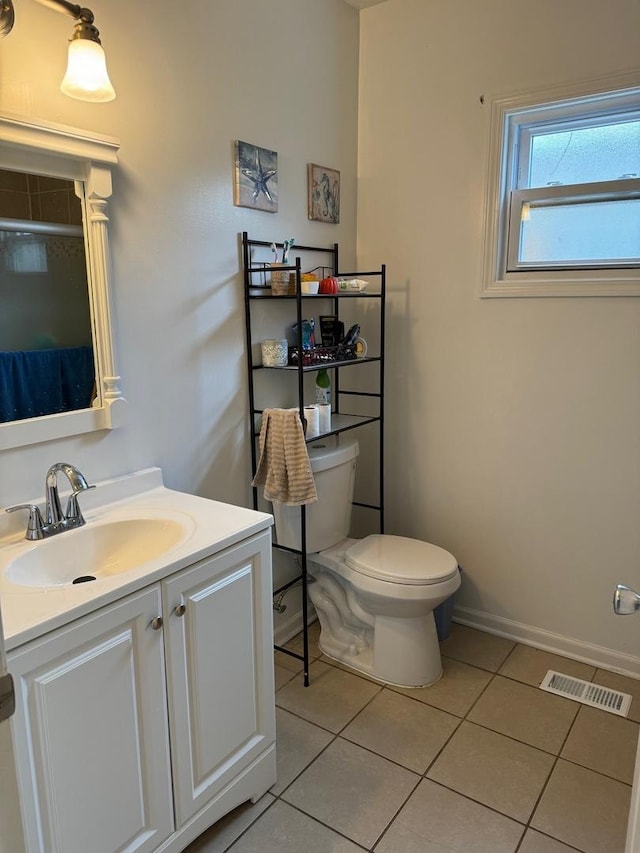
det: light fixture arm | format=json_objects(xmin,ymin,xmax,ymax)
[
  {"xmin": 35, "ymin": 0, "xmax": 87, "ymax": 20},
  {"xmin": 0, "ymin": 0, "xmax": 102, "ymax": 42},
  {"xmin": 34, "ymin": 0, "xmax": 102, "ymax": 43}
]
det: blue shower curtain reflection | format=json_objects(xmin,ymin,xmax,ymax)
[{"xmin": 0, "ymin": 346, "xmax": 95, "ymax": 422}]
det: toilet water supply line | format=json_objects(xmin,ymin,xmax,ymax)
[
  {"xmin": 272, "ymin": 553, "xmax": 316, "ymax": 613},
  {"xmin": 272, "ymin": 563, "xmax": 308, "ymax": 613},
  {"xmin": 273, "ymin": 588, "xmax": 289, "ymax": 613}
]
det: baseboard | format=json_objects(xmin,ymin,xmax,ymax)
[
  {"xmin": 273, "ymin": 605, "xmax": 317, "ymax": 647},
  {"xmin": 453, "ymin": 605, "xmax": 640, "ymax": 680}
]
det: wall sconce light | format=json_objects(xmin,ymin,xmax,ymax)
[{"xmin": 0, "ymin": 0, "xmax": 115, "ymax": 102}]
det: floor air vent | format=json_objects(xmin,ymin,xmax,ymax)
[{"xmin": 540, "ymin": 670, "xmax": 632, "ymax": 717}]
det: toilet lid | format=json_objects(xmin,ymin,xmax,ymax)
[{"xmin": 345, "ymin": 535, "xmax": 458, "ymax": 585}]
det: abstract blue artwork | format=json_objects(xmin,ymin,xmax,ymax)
[{"xmin": 234, "ymin": 140, "xmax": 278, "ymax": 213}]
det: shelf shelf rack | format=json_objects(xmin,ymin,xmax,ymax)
[{"xmin": 241, "ymin": 231, "xmax": 386, "ymax": 685}]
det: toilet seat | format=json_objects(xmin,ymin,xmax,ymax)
[{"xmin": 345, "ymin": 534, "xmax": 458, "ymax": 585}]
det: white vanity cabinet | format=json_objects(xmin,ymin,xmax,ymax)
[
  {"xmin": 9, "ymin": 585, "xmax": 173, "ymax": 853},
  {"xmin": 7, "ymin": 529, "xmax": 276, "ymax": 853},
  {"xmin": 162, "ymin": 532, "xmax": 275, "ymax": 829}
]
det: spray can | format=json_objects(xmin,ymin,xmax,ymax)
[{"xmin": 315, "ymin": 368, "xmax": 331, "ymax": 404}]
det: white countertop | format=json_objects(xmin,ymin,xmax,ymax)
[{"xmin": 0, "ymin": 468, "xmax": 272, "ymax": 651}]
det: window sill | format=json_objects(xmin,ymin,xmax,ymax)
[{"xmin": 482, "ymin": 271, "xmax": 640, "ymax": 298}]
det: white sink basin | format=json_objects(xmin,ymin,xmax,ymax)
[{"xmin": 6, "ymin": 516, "xmax": 192, "ymax": 588}]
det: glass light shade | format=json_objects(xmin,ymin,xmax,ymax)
[{"xmin": 60, "ymin": 39, "xmax": 116, "ymax": 103}]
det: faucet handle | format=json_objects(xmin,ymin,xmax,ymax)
[
  {"xmin": 5, "ymin": 504, "xmax": 45, "ymax": 540},
  {"xmin": 65, "ymin": 484, "xmax": 96, "ymax": 524}
]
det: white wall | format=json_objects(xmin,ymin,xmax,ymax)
[
  {"xmin": 0, "ymin": 0, "xmax": 360, "ymax": 510},
  {"xmin": 358, "ymin": 0, "xmax": 640, "ymax": 669}
]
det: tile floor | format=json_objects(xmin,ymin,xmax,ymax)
[{"xmin": 186, "ymin": 622, "xmax": 640, "ymax": 853}]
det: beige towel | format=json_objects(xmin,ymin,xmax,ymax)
[{"xmin": 252, "ymin": 408, "xmax": 317, "ymax": 505}]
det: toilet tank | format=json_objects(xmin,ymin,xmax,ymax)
[{"xmin": 272, "ymin": 437, "xmax": 359, "ymax": 553}]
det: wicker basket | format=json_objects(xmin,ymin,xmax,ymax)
[{"xmin": 269, "ymin": 264, "xmax": 296, "ymax": 295}]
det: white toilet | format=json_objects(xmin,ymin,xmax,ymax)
[{"xmin": 272, "ymin": 437, "xmax": 460, "ymax": 687}]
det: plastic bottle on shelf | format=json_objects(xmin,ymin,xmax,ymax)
[{"xmin": 315, "ymin": 368, "xmax": 331, "ymax": 404}]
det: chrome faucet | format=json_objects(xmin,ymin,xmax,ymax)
[
  {"xmin": 6, "ymin": 462, "xmax": 95, "ymax": 540},
  {"xmin": 44, "ymin": 463, "xmax": 94, "ymax": 527}
]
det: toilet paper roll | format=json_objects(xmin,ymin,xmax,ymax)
[
  {"xmin": 316, "ymin": 403, "xmax": 331, "ymax": 434},
  {"xmin": 304, "ymin": 405, "xmax": 319, "ymax": 438}
]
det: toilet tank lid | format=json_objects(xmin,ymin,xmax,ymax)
[
  {"xmin": 306, "ymin": 437, "xmax": 359, "ymax": 473},
  {"xmin": 345, "ymin": 535, "xmax": 458, "ymax": 585}
]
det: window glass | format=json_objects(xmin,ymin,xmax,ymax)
[
  {"xmin": 527, "ymin": 120, "xmax": 640, "ymax": 188},
  {"xmin": 518, "ymin": 198, "xmax": 640, "ymax": 265}
]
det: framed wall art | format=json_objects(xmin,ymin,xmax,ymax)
[
  {"xmin": 234, "ymin": 140, "xmax": 278, "ymax": 213},
  {"xmin": 307, "ymin": 163, "xmax": 340, "ymax": 224}
]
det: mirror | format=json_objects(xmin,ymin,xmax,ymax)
[
  {"xmin": 0, "ymin": 113, "xmax": 125, "ymax": 450},
  {"xmin": 0, "ymin": 170, "xmax": 94, "ymax": 423}
]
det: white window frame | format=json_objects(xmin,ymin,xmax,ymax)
[{"xmin": 481, "ymin": 72, "xmax": 640, "ymax": 297}]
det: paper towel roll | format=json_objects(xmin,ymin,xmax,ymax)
[
  {"xmin": 304, "ymin": 405, "xmax": 319, "ymax": 438},
  {"xmin": 316, "ymin": 403, "xmax": 331, "ymax": 434}
]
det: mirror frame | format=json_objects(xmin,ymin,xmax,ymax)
[{"xmin": 0, "ymin": 113, "xmax": 125, "ymax": 450}]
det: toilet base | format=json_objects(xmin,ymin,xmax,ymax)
[
  {"xmin": 316, "ymin": 611, "xmax": 444, "ymax": 689},
  {"xmin": 307, "ymin": 549, "xmax": 457, "ymax": 689}
]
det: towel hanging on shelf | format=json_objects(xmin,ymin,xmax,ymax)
[{"xmin": 252, "ymin": 408, "xmax": 317, "ymax": 506}]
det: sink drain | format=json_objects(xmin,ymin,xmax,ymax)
[{"xmin": 72, "ymin": 575, "xmax": 96, "ymax": 584}]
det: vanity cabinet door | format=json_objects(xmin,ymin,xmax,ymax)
[
  {"xmin": 162, "ymin": 530, "xmax": 275, "ymax": 827},
  {"xmin": 8, "ymin": 586, "xmax": 174, "ymax": 853}
]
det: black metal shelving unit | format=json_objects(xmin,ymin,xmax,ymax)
[{"xmin": 241, "ymin": 231, "xmax": 386, "ymax": 686}]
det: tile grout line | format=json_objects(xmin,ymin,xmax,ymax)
[
  {"xmin": 513, "ymin": 825, "xmax": 586, "ymax": 853},
  {"xmin": 369, "ymin": 771, "xmax": 422, "ymax": 851},
  {"xmin": 224, "ymin": 797, "xmax": 370, "ymax": 852},
  {"xmin": 271, "ymin": 727, "xmax": 340, "ymax": 798},
  {"xmin": 415, "ymin": 775, "xmax": 529, "ymax": 830},
  {"xmin": 223, "ymin": 796, "xmax": 280, "ymax": 853}
]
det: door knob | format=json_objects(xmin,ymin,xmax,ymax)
[
  {"xmin": 613, "ymin": 584, "xmax": 640, "ymax": 615},
  {"xmin": 149, "ymin": 616, "xmax": 163, "ymax": 630}
]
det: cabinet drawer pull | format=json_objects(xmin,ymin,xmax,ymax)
[
  {"xmin": 174, "ymin": 604, "xmax": 186, "ymax": 617},
  {"xmin": 149, "ymin": 616, "xmax": 163, "ymax": 630}
]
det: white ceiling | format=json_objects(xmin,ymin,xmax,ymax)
[{"xmin": 343, "ymin": 0, "xmax": 388, "ymax": 9}]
